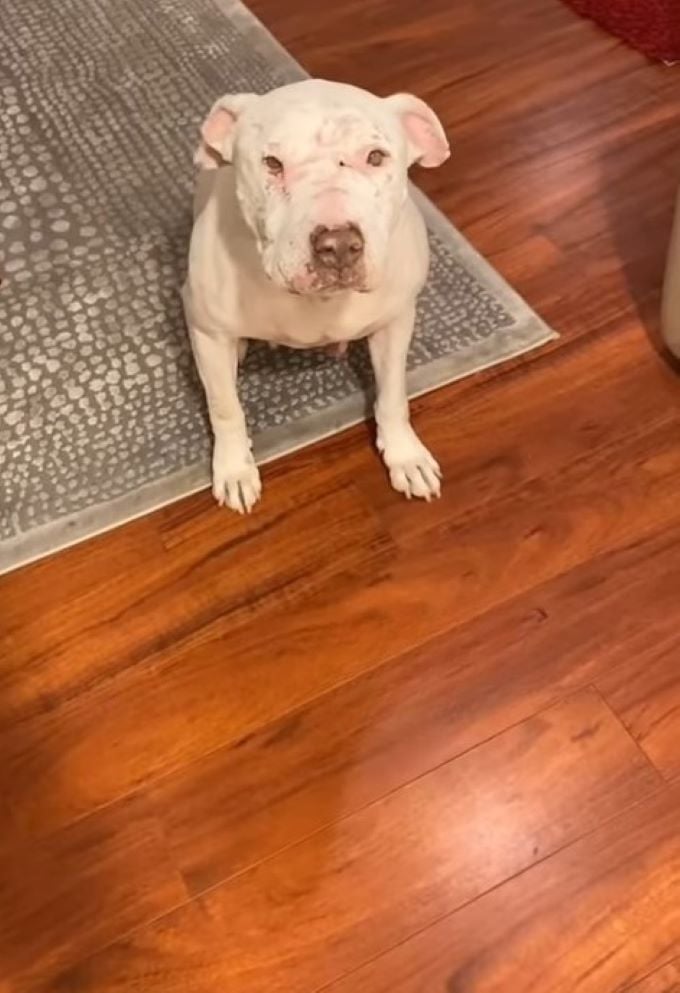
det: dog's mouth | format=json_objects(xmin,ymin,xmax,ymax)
[
  {"xmin": 261, "ymin": 242, "xmax": 373, "ymax": 296},
  {"xmin": 285, "ymin": 262, "xmax": 370, "ymax": 296}
]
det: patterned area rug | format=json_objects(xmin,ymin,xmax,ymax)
[{"xmin": 0, "ymin": 0, "xmax": 556, "ymax": 574}]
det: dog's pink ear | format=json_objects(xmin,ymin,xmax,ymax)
[
  {"xmin": 384, "ymin": 93, "xmax": 450, "ymax": 168},
  {"xmin": 194, "ymin": 93, "xmax": 257, "ymax": 170}
]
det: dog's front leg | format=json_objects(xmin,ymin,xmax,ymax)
[
  {"xmin": 190, "ymin": 326, "xmax": 261, "ymax": 513},
  {"xmin": 368, "ymin": 308, "xmax": 441, "ymax": 501}
]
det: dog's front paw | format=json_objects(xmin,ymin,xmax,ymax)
[
  {"xmin": 212, "ymin": 448, "xmax": 262, "ymax": 514},
  {"xmin": 377, "ymin": 424, "xmax": 442, "ymax": 502}
]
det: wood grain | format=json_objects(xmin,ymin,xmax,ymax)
[
  {"xmin": 626, "ymin": 961, "xmax": 680, "ymax": 993},
  {"xmin": 4, "ymin": 328, "xmax": 680, "ymax": 838},
  {"xmin": 151, "ymin": 519, "xmax": 678, "ymax": 895},
  {"xmin": 51, "ymin": 692, "xmax": 660, "ymax": 993},
  {"xmin": 598, "ymin": 647, "xmax": 680, "ymax": 782},
  {"xmin": 357, "ymin": 324, "xmax": 680, "ymax": 535},
  {"xmin": 2, "ymin": 0, "xmax": 680, "ymax": 990},
  {"xmin": 3, "ymin": 417, "xmax": 677, "ymax": 836},
  {"xmin": 0, "ymin": 478, "xmax": 390, "ymax": 728},
  {"xmin": 0, "ymin": 797, "xmax": 186, "ymax": 989},
  {"xmin": 320, "ymin": 787, "xmax": 680, "ymax": 993}
]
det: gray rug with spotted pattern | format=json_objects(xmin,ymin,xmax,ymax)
[{"xmin": 0, "ymin": 0, "xmax": 556, "ymax": 574}]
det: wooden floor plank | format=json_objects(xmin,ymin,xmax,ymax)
[
  {"xmin": 625, "ymin": 961, "xmax": 680, "ymax": 993},
  {"xmin": 2, "ymin": 397, "xmax": 677, "ymax": 837},
  {"xmin": 319, "ymin": 788, "xmax": 680, "ymax": 993},
  {"xmin": 49, "ymin": 692, "xmax": 660, "ymax": 993},
  {"xmin": 597, "ymin": 647, "xmax": 680, "ymax": 782},
  {"xmin": 0, "ymin": 478, "xmax": 391, "ymax": 728},
  {"xmin": 0, "ymin": 797, "xmax": 187, "ymax": 990},
  {"xmin": 6, "ymin": 320, "xmax": 676, "ymax": 735},
  {"xmin": 0, "ymin": 321, "xmax": 673, "ymax": 730},
  {"xmin": 150, "ymin": 519, "xmax": 679, "ymax": 895},
  {"xmin": 4, "ymin": 399, "xmax": 680, "ymax": 837},
  {"xmin": 0, "ymin": 517, "xmax": 164, "ymax": 632},
  {"xmin": 356, "ymin": 327, "xmax": 680, "ymax": 537}
]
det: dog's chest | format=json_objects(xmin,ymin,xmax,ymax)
[{"xmin": 242, "ymin": 290, "xmax": 386, "ymax": 349}]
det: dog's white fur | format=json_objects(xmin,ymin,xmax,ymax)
[{"xmin": 183, "ymin": 79, "xmax": 449, "ymax": 512}]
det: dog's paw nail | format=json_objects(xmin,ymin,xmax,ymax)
[
  {"xmin": 213, "ymin": 462, "xmax": 262, "ymax": 514},
  {"xmin": 382, "ymin": 431, "xmax": 441, "ymax": 503}
]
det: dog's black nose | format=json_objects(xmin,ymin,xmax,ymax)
[{"xmin": 311, "ymin": 224, "xmax": 364, "ymax": 269}]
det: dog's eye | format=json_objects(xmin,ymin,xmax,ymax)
[
  {"xmin": 263, "ymin": 155, "xmax": 284, "ymax": 175},
  {"xmin": 367, "ymin": 149, "xmax": 388, "ymax": 167}
]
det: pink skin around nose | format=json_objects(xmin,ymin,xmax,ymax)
[
  {"xmin": 306, "ymin": 150, "xmax": 381, "ymax": 227},
  {"xmin": 313, "ymin": 188, "xmax": 350, "ymax": 228}
]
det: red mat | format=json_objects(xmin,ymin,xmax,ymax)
[{"xmin": 564, "ymin": 0, "xmax": 680, "ymax": 61}]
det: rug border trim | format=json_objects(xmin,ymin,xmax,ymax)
[{"xmin": 0, "ymin": 320, "xmax": 554, "ymax": 576}]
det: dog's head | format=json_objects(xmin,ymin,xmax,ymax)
[{"xmin": 195, "ymin": 79, "xmax": 449, "ymax": 294}]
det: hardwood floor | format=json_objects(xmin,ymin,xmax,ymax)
[{"xmin": 2, "ymin": 0, "xmax": 680, "ymax": 990}]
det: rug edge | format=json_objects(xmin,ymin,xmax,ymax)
[{"xmin": 0, "ymin": 316, "xmax": 555, "ymax": 576}]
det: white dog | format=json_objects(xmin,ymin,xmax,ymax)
[{"xmin": 183, "ymin": 79, "xmax": 449, "ymax": 513}]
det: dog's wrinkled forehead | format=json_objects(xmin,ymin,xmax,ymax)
[
  {"xmin": 237, "ymin": 81, "xmax": 400, "ymax": 161},
  {"xmin": 259, "ymin": 108, "xmax": 390, "ymax": 158},
  {"xmin": 196, "ymin": 78, "xmax": 449, "ymax": 173}
]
